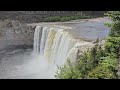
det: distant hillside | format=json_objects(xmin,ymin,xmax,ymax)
[{"xmin": 0, "ymin": 11, "xmax": 106, "ymax": 23}]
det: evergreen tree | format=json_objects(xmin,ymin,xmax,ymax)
[{"xmin": 55, "ymin": 11, "xmax": 120, "ymax": 79}]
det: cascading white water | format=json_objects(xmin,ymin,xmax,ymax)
[
  {"xmin": 33, "ymin": 25, "xmax": 92, "ymax": 68},
  {"xmin": 32, "ymin": 25, "xmax": 93, "ymax": 78},
  {"xmin": 50, "ymin": 29, "xmax": 63, "ymax": 64},
  {"xmin": 44, "ymin": 28, "xmax": 57, "ymax": 62},
  {"xmin": 40, "ymin": 27, "xmax": 49, "ymax": 55},
  {"xmin": 53, "ymin": 31, "xmax": 77, "ymax": 65},
  {"xmin": 33, "ymin": 26, "xmax": 42, "ymax": 53}
]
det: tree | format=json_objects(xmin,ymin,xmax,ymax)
[
  {"xmin": 55, "ymin": 11, "xmax": 120, "ymax": 79},
  {"xmin": 55, "ymin": 42, "xmax": 105, "ymax": 79}
]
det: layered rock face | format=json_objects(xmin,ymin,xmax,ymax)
[{"xmin": 0, "ymin": 20, "xmax": 35, "ymax": 50}]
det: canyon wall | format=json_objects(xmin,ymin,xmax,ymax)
[{"xmin": 0, "ymin": 20, "xmax": 35, "ymax": 50}]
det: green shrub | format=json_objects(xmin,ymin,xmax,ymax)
[
  {"xmin": 104, "ymin": 11, "xmax": 120, "ymax": 59},
  {"xmin": 105, "ymin": 36, "xmax": 120, "ymax": 58},
  {"xmin": 55, "ymin": 41, "xmax": 105, "ymax": 79},
  {"xmin": 105, "ymin": 11, "xmax": 120, "ymax": 21},
  {"xmin": 87, "ymin": 56, "xmax": 117, "ymax": 79},
  {"xmin": 55, "ymin": 60, "xmax": 81, "ymax": 79},
  {"xmin": 87, "ymin": 65, "xmax": 116, "ymax": 79}
]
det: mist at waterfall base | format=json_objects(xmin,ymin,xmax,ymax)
[
  {"xmin": 31, "ymin": 26, "xmax": 71, "ymax": 79},
  {"xmin": 24, "ymin": 53, "xmax": 57, "ymax": 79},
  {"xmin": 0, "ymin": 25, "xmax": 78, "ymax": 79},
  {"xmin": 31, "ymin": 26, "xmax": 79, "ymax": 79},
  {"xmin": 0, "ymin": 48, "xmax": 57, "ymax": 79},
  {"xmin": 0, "ymin": 48, "xmax": 58, "ymax": 79}
]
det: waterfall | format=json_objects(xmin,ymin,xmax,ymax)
[
  {"xmin": 33, "ymin": 26, "xmax": 42, "ymax": 53},
  {"xmin": 40, "ymin": 27, "xmax": 49, "ymax": 55},
  {"xmin": 44, "ymin": 28, "xmax": 57, "ymax": 62},
  {"xmin": 50, "ymin": 29, "xmax": 63, "ymax": 64},
  {"xmin": 53, "ymin": 31, "xmax": 77, "ymax": 65},
  {"xmin": 33, "ymin": 25, "xmax": 90, "ymax": 66}
]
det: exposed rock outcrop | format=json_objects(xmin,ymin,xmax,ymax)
[{"xmin": 0, "ymin": 20, "xmax": 35, "ymax": 49}]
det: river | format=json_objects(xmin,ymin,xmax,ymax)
[{"xmin": 0, "ymin": 17, "xmax": 111, "ymax": 79}]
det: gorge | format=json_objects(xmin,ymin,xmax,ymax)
[{"xmin": 0, "ymin": 17, "xmax": 110, "ymax": 79}]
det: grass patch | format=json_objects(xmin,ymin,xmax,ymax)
[{"xmin": 43, "ymin": 13, "xmax": 92, "ymax": 22}]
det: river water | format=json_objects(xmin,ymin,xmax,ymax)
[
  {"xmin": 0, "ymin": 46, "xmax": 56, "ymax": 79},
  {"xmin": 0, "ymin": 18, "xmax": 111, "ymax": 79}
]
